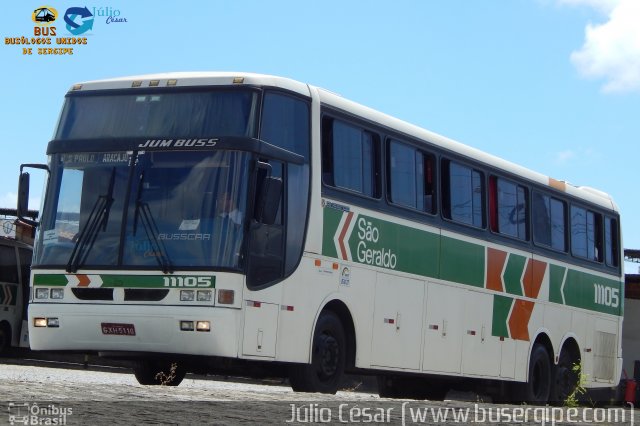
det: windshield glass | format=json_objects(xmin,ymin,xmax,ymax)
[
  {"xmin": 34, "ymin": 151, "xmax": 251, "ymax": 271},
  {"xmin": 56, "ymin": 90, "xmax": 258, "ymax": 139}
]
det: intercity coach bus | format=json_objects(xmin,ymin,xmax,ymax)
[{"xmin": 18, "ymin": 73, "xmax": 622, "ymax": 403}]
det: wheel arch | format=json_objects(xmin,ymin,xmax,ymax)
[
  {"xmin": 558, "ymin": 334, "xmax": 581, "ymax": 365},
  {"xmin": 317, "ymin": 298, "xmax": 357, "ymax": 370},
  {"xmin": 530, "ymin": 330, "xmax": 554, "ymax": 372}
]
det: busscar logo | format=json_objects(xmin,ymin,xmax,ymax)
[
  {"xmin": 32, "ymin": 6, "xmax": 58, "ymax": 24},
  {"xmin": 138, "ymin": 138, "xmax": 219, "ymax": 149}
]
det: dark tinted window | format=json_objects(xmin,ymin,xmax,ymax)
[
  {"xmin": 388, "ymin": 140, "xmax": 436, "ymax": 213},
  {"xmin": 322, "ymin": 118, "xmax": 379, "ymax": 197},
  {"xmin": 490, "ymin": 177, "xmax": 528, "ymax": 240},
  {"xmin": 532, "ymin": 192, "xmax": 567, "ymax": 251},
  {"xmin": 571, "ymin": 205, "xmax": 602, "ymax": 261},
  {"xmin": 260, "ymin": 92, "xmax": 310, "ymax": 159},
  {"xmin": 605, "ymin": 217, "xmax": 619, "ymax": 267},
  {"xmin": 443, "ymin": 160, "xmax": 484, "ymax": 227},
  {"xmin": 58, "ymin": 91, "xmax": 259, "ymax": 139}
]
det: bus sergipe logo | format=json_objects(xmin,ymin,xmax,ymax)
[
  {"xmin": 32, "ymin": 6, "xmax": 58, "ymax": 24},
  {"xmin": 64, "ymin": 7, "xmax": 94, "ymax": 35},
  {"xmin": 333, "ymin": 212, "xmax": 398, "ymax": 269}
]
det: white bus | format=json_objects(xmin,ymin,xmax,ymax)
[{"xmin": 19, "ymin": 73, "xmax": 622, "ymax": 403}]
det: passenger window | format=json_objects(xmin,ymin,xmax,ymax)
[
  {"xmin": 260, "ymin": 92, "xmax": 310, "ymax": 159},
  {"xmin": 489, "ymin": 177, "xmax": 528, "ymax": 240},
  {"xmin": 322, "ymin": 117, "xmax": 380, "ymax": 197},
  {"xmin": 605, "ymin": 217, "xmax": 620, "ymax": 267},
  {"xmin": 532, "ymin": 192, "xmax": 567, "ymax": 252},
  {"xmin": 571, "ymin": 205, "xmax": 602, "ymax": 262},
  {"xmin": 442, "ymin": 160, "xmax": 484, "ymax": 227},
  {"xmin": 388, "ymin": 140, "xmax": 436, "ymax": 214}
]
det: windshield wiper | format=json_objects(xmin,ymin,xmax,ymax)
[
  {"xmin": 66, "ymin": 168, "xmax": 116, "ymax": 273},
  {"xmin": 133, "ymin": 172, "xmax": 173, "ymax": 274}
]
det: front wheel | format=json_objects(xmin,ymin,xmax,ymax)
[
  {"xmin": 133, "ymin": 359, "xmax": 186, "ymax": 386},
  {"xmin": 289, "ymin": 311, "xmax": 346, "ymax": 394}
]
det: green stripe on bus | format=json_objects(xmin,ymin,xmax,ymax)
[
  {"xmin": 503, "ymin": 254, "xmax": 526, "ymax": 296},
  {"xmin": 492, "ymin": 294, "xmax": 513, "ymax": 338},
  {"xmin": 101, "ymin": 275, "xmax": 215, "ymax": 288},
  {"xmin": 563, "ymin": 270, "xmax": 621, "ymax": 316},
  {"xmin": 549, "ymin": 264, "xmax": 566, "ymax": 304},
  {"xmin": 440, "ymin": 236, "xmax": 484, "ymax": 288},
  {"xmin": 33, "ymin": 274, "xmax": 68, "ymax": 286},
  {"xmin": 321, "ymin": 207, "xmax": 342, "ymax": 259}
]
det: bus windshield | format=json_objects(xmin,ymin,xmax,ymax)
[{"xmin": 34, "ymin": 150, "xmax": 251, "ymax": 271}]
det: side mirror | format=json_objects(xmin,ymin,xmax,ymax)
[
  {"xmin": 254, "ymin": 176, "xmax": 282, "ymax": 225},
  {"xmin": 17, "ymin": 172, "xmax": 30, "ymax": 219},
  {"xmin": 18, "ymin": 163, "xmax": 49, "ymax": 227}
]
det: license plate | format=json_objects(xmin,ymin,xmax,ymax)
[{"xmin": 101, "ymin": 322, "xmax": 136, "ymax": 336}]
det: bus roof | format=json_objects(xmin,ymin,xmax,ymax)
[{"xmin": 69, "ymin": 72, "xmax": 618, "ymax": 213}]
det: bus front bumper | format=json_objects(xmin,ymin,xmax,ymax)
[{"xmin": 28, "ymin": 303, "xmax": 240, "ymax": 358}]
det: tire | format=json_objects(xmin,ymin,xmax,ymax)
[
  {"xmin": 133, "ymin": 359, "xmax": 186, "ymax": 386},
  {"xmin": 513, "ymin": 344, "xmax": 552, "ymax": 404},
  {"xmin": 289, "ymin": 311, "xmax": 346, "ymax": 394},
  {"xmin": 550, "ymin": 350, "xmax": 579, "ymax": 405}
]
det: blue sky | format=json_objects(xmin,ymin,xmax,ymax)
[{"xmin": 1, "ymin": 1, "xmax": 638, "ymax": 271}]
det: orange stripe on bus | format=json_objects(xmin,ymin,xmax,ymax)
[
  {"xmin": 486, "ymin": 248, "xmax": 507, "ymax": 292},
  {"xmin": 523, "ymin": 259, "xmax": 547, "ymax": 299},
  {"xmin": 509, "ymin": 300, "xmax": 535, "ymax": 341}
]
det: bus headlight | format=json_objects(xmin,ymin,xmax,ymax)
[
  {"xmin": 197, "ymin": 290, "xmax": 212, "ymax": 302},
  {"xmin": 180, "ymin": 290, "xmax": 195, "ymax": 301},
  {"xmin": 196, "ymin": 321, "xmax": 210, "ymax": 332},
  {"xmin": 35, "ymin": 288, "xmax": 49, "ymax": 299},
  {"xmin": 33, "ymin": 317, "xmax": 47, "ymax": 327},
  {"xmin": 50, "ymin": 288, "xmax": 64, "ymax": 299}
]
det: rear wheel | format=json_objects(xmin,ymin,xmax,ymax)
[
  {"xmin": 289, "ymin": 311, "xmax": 346, "ymax": 394},
  {"xmin": 133, "ymin": 359, "xmax": 186, "ymax": 386},
  {"xmin": 513, "ymin": 344, "xmax": 552, "ymax": 404},
  {"xmin": 550, "ymin": 350, "xmax": 579, "ymax": 405}
]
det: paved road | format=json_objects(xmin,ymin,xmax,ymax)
[{"xmin": 0, "ymin": 357, "xmax": 635, "ymax": 425}]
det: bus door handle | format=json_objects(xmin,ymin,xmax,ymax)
[{"xmin": 395, "ymin": 313, "xmax": 401, "ymax": 331}]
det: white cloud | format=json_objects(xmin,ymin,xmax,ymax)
[
  {"xmin": 555, "ymin": 149, "xmax": 576, "ymax": 164},
  {"xmin": 553, "ymin": 147, "xmax": 597, "ymax": 165},
  {"xmin": 558, "ymin": 0, "xmax": 618, "ymax": 14},
  {"xmin": 564, "ymin": 0, "xmax": 640, "ymax": 93}
]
